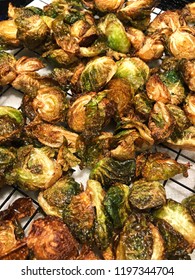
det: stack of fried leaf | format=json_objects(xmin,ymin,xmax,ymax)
[{"xmin": 0, "ymin": 0, "xmax": 195, "ymax": 260}]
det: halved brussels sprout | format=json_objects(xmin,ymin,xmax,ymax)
[
  {"xmin": 57, "ymin": 143, "xmax": 81, "ymax": 171},
  {"xmin": 13, "ymin": 145, "xmax": 62, "ymax": 191},
  {"xmin": 115, "ymin": 57, "xmax": 150, "ymax": 92},
  {"xmin": 116, "ymin": 213, "xmax": 165, "ymax": 260},
  {"xmin": 167, "ymin": 104, "xmax": 191, "ymax": 140},
  {"xmin": 42, "ymin": 48, "xmax": 78, "ymax": 68},
  {"xmin": 14, "ymin": 56, "xmax": 45, "ymax": 74},
  {"xmin": 183, "ymin": 93, "xmax": 195, "ymax": 125},
  {"xmin": 86, "ymin": 179, "xmax": 113, "ymax": 251},
  {"xmin": 117, "ymin": 117, "xmax": 154, "ymax": 152},
  {"xmin": 153, "ymin": 199, "xmax": 195, "ymax": 251},
  {"xmin": 76, "ymin": 132, "xmax": 112, "ymax": 169},
  {"xmin": 67, "ymin": 91, "xmax": 115, "ymax": 137},
  {"xmin": 166, "ymin": 126, "xmax": 195, "ymax": 150},
  {"xmin": 28, "ymin": 86, "xmax": 69, "ymax": 123},
  {"xmin": 168, "ymin": 27, "xmax": 195, "ymax": 60},
  {"xmin": 148, "ymin": 101, "xmax": 175, "ymax": 143},
  {"xmin": 146, "ymin": 74, "xmax": 171, "ymax": 104},
  {"xmin": 0, "ymin": 197, "xmax": 35, "ymax": 260},
  {"xmin": 0, "ymin": 146, "xmax": 16, "ymax": 186},
  {"xmin": 136, "ymin": 33, "xmax": 164, "ymax": 62},
  {"xmin": 94, "ymin": 0, "xmax": 124, "ymax": 12},
  {"xmin": 25, "ymin": 119, "xmax": 79, "ymax": 152},
  {"xmin": 15, "ymin": 15, "xmax": 50, "ymax": 51},
  {"xmin": 98, "ymin": 13, "xmax": 131, "ymax": 54},
  {"xmin": 182, "ymin": 194, "xmax": 195, "ymax": 221},
  {"xmin": 129, "ymin": 179, "xmax": 166, "ymax": 210},
  {"xmin": 118, "ymin": 0, "xmax": 156, "ymax": 31},
  {"xmin": 0, "ymin": 51, "xmax": 17, "ymax": 86},
  {"xmin": 27, "ymin": 215, "xmax": 79, "ymax": 260},
  {"xmin": 126, "ymin": 27, "xmax": 145, "ymax": 51},
  {"xmin": 63, "ymin": 190, "xmax": 95, "ymax": 244},
  {"xmin": 147, "ymin": 10, "xmax": 185, "ymax": 34},
  {"xmin": 89, "ymin": 157, "xmax": 136, "ymax": 188},
  {"xmin": 154, "ymin": 218, "xmax": 191, "ymax": 259},
  {"xmin": 38, "ymin": 175, "xmax": 82, "ymax": 218},
  {"xmin": 133, "ymin": 92, "xmax": 154, "ymax": 120},
  {"xmin": 136, "ymin": 152, "xmax": 189, "ymax": 181},
  {"xmin": 146, "ymin": 70, "xmax": 186, "ymax": 105},
  {"xmin": 106, "ymin": 78, "xmax": 134, "ymax": 118},
  {"xmin": 12, "ymin": 72, "xmax": 58, "ymax": 97},
  {"xmin": 182, "ymin": 2, "xmax": 195, "ymax": 24},
  {"xmin": 0, "ymin": 106, "xmax": 24, "ymax": 144},
  {"xmin": 179, "ymin": 58, "xmax": 195, "ymax": 92},
  {"xmin": 80, "ymin": 56, "xmax": 117, "ymax": 93},
  {"xmin": 0, "ymin": 20, "xmax": 20, "ymax": 49},
  {"xmin": 103, "ymin": 183, "xmax": 131, "ymax": 229},
  {"xmin": 70, "ymin": 18, "xmax": 98, "ymax": 47}
]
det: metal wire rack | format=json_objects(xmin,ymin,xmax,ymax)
[{"xmin": 0, "ymin": 0, "xmax": 195, "ymax": 258}]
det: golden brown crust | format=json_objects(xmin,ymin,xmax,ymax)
[{"xmin": 27, "ymin": 215, "xmax": 79, "ymax": 260}]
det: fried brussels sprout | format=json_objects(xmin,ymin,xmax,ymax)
[
  {"xmin": 183, "ymin": 93, "xmax": 195, "ymax": 125},
  {"xmin": 116, "ymin": 213, "xmax": 165, "ymax": 260},
  {"xmin": 76, "ymin": 132, "xmax": 112, "ymax": 169},
  {"xmin": 168, "ymin": 27, "xmax": 195, "ymax": 60},
  {"xmin": 106, "ymin": 78, "xmax": 134, "ymax": 118},
  {"xmin": 147, "ymin": 70, "xmax": 186, "ymax": 105},
  {"xmin": 0, "ymin": 106, "xmax": 24, "ymax": 144},
  {"xmin": 0, "ymin": 197, "xmax": 35, "ymax": 260},
  {"xmin": 27, "ymin": 215, "xmax": 79, "ymax": 260},
  {"xmin": 57, "ymin": 142, "xmax": 81, "ymax": 171},
  {"xmin": 135, "ymin": 33, "xmax": 164, "ymax": 62},
  {"xmin": 86, "ymin": 179, "xmax": 113, "ymax": 250},
  {"xmin": 136, "ymin": 152, "xmax": 189, "ymax": 181},
  {"xmin": 179, "ymin": 59, "xmax": 195, "ymax": 92},
  {"xmin": 118, "ymin": 0, "xmax": 156, "ymax": 31},
  {"xmin": 12, "ymin": 145, "xmax": 62, "ymax": 191},
  {"xmin": 22, "ymin": 86, "xmax": 69, "ymax": 123},
  {"xmin": 63, "ymin": 190, "xmax": 95, "ymax": 244},
  {"xmin": 115, "ymin": 57, "xmax": 150, "ymax": 92},
  {"xmin": 0, "ymin": 20, "xmax": 20, "ymax": 49},
  {"xmin": 182, "ymin": 2, "xmax": 195, "ymax": 24},
  {"xmin": 148, "ymin": 101, "xmax": 175, "ymax": 143},
  {"xmin": 115, "ymin": 117, "xmax": 154, "ymax": 154},
  {"xmin": 0, "ymin": 146, "xmax": 16, "ymax": 187},
  {"xmin": 126, "ymin": 27, "xmax": 145, "ymax": 51},
  {"xmin": 0, "ymin": 51, "xmax": 17, "ymax": 86},
  {"xmin": 103, "ymin": 183, "xmax": 131, "ymax": 229},
  {"xmin": 166, "ymin": 104, "xmax": 191, "ymax": 140},
  {"xmin": 67, "ymin": 91, "xmax": 115, "ymax": 137},
  {"xmin": 182, "ymin": 194, "xmax": 195, "ymax": 221},
  {"xmin": 12, "ymin": 72, "xmax": 58, "ymax": 97},
  {"xmin": 15, "ymin": 15, "xmax": 50, "ymax": 51},
  {"xmin": 153, "ymin": 199, "xmax": 195, "ymax": 252},
  {"xmin": 89, "ymin": 157, "xmax": 136, "ymax": 188},
  {"xmin": 38, "ymin": 175, "xmax": 82, "ymax": 218},
  {"xmin": 166, "ymin": 126, "xmax": 195, "ymax": 150},
  {"xmin": 147, "ymin": 10, "xmax": 185, "ymax": 34},
  {"xmin": 42, "ymin": 48, "xmax": 79, "ymax": 68},
  {"xmin": 133, "ymin": 92, "xmax": 153, "ymax": 120},
  {"xmin": 25, "ymin": 119, "xmax": 79, "ymax": 152},
  {"xmin": 43, "ymin": 0, "xmax": 85, "ymax": 23},
  {"xmin": 154, "ymin": 218, "xmax": 191, "ymax": 259},
  {"xmin": 94, "ymin": 0, "xmax": 124, "ymax": 12},
  {"xmin": 80, "ymin": 56, "xmax": 117, "ymax": 93},
  {"xmin": 98, "ymin": 13, "xmax": 131, "ymax": 54},
  {"xmin": 129, "ymin": 179, "xmax": 166, "ymax": 210},
  {"xmin": 70, "ymin": 17, "xmax": 98, "ymax": 47}
]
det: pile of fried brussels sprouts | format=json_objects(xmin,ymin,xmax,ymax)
[{"xmin": 0, "ymin": 0, "xmax": 195, "ymax": 260}]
